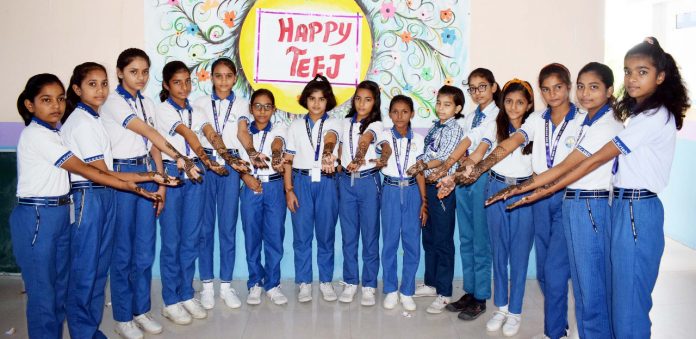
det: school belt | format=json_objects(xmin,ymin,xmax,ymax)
[
  {"xmin": 564, "ymin": 189, "xmax": 610, "ymax": 199},
  {"xmin": 113, "ymin": 155, "xmax": 148, "ymax": 166},
  {"xmin": 203, "ymin": 148, "xmax": 240, "ymax": 158},
  {"xmin": 341, "ymin": 167, "xmax": 380, "ymax": 179},
  {"xmin": 17, "ymin": 195, "xmax": 71, "ymax": 206},
  {"xmin": 254, "ymin": 173, "xmax": 283, "ymax": 182},
  {"xmin": 490, "ymin": 171, "xmax": 532, "ymax": 185},
  {"xmin": 71, "ymin": 181, "xmax": 105, "ymax": 190},
  {"xmin": 383, "ymin": 175, "xmax": 417, "ymax": 187},
  {"xmin": 162, "ymin": 158, "xmax": 202, "ymax": 166},
  {"xmin": 292, "ymin": 168, "xmax": 337, "ymax": 177},
  {"xmin": 612, "ymin": 188, "xmax": 657, "ymax": 200}
]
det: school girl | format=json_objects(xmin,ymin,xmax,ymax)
[
  {"xmin": 405, "ymin": 85, "xmax": 465, "ymax": 314},
  {"xmin": 501, "ymin": 38, "xmax": 690, "ymax": 339},
  {"xmin": 449, "ymin": 64, "xmax": 585, "ymax": 339},
  {"xmin": 333, "ymin": 80, "xmax": 384, "ymax": 306},
  {"xmin": 487, "ymin": 63, "xmax": 622, "ymax": 339},
  {"xmin": 11, "ymin": 73, "xmax": 160, "ymax": 339},
  {"xmin": 192, "ymin": 57, "xmax": 251, "ymax": 310},
  {"xmin": 376, "ymin": 95, "xmax": 428, "ymax": 311},
  {"xmin": 283, "ymin": 74, "xmax": 342, "ymax": 303},
  {"xmin": 238, "ymin": 89, "xmax": 289, "ymax": 305},
  {"xmin": 155, "ymin": 60, "xmax": 242, "ymax": 325}
]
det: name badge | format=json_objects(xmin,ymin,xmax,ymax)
[
  {"xmin": 311, "ymin": 167, "xmax": 321, "ymax": 182},
  {"xmin": 505, "ymin": 176, "xmax": 516, "ymax": 186},
  {"xmin": 260, "ymin": 175, "xmax": 269, "ymax": 183},
  {"xmin": 399, "ymin": 180, "xmax": 409, "ymax": 187}
]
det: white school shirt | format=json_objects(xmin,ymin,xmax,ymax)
[
  {"xmin": 238, "ymin": 121, "xmax": 287, "ymax": 176},
  {"xmin": 16, "ymin": 119, "xmax": 73, "ymax": 197},
  {"xmin": 339, "ymin": 117, "xmax": 383, "ymax": 171},
  {"xmin": 285, "ymin": 113, "xmax": 342, "ymax": 169},
  {"xmin": 378, "ymin": 127, "xmax": 425, "ymax": 178},
  {"xmin": 568, "ymin": 105, "xmax": 624, "ymax": 190},
  {"xmin": 611, "ymin": 105, "xmax": 676, "ymax": 194},
  {"xmin": 191, "ymin": 91, "xmax": 249, "ymax": 152},
  {"xmin": 61, "ymin": 103, "xmax": 114, "ymax": 183},
  {"xmin": 517, "ymin": 104, "xmax": 586, "ymax": 175},
  {"xmin": 155, "ymin": 98, "xmax": 209, "ymax": 161},
  {"xmin": 458, "ymin": 101, "xmax": 500, "ymax": 154},
  {"xmin": 468, "ymin": 121, "xmax": 532, "ymax": 178},
  {"xmin": 100, "ymin": 85, "xmax": 157, "ymax": 159}
]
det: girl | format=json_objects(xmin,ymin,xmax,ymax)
[
  {"xmin": 500, "ymin": 38, "xmax": 690, "ymax": 339},
  {"xmin": 11, "ymin": 73, "xmax": 159, "ymax": 339},
  {"xmin": 405, "ymin": 85, "xmax": 465, "ymax": 314},
  {"xmin": 488, "ymin": 63, "xmax": 622, "ymax": 339},
  {"xmin": 334, "ymin": 80, "xmax": 384, "ymax": 306},
  {"xmin": 100, "ymin": 48, "xmax": 201, "ymax": 338},
  {"xmin": 443, "ymin": 79, "xmax": 536, "ymax": 336},
  {"xmin": 155, "ymin": 60, "xmax": 243, "ymax": 325},
  {"xmin": 377, "ymin": 95, "xmax": 428, "ymax": 311},
  {"xmin": 61, "ymin": 62, "xmax": 177, "ymax": 339},
  {"xmin": 192, "ymin": 57, "xmax": 251, "ymax": 310},
  {"xmin": 283, "ymin": 74, "xmax": 342, "ymax": 303},
  {"xmin": 444, "ymin": 64, "xmax": 585, "ymax": 339},
  {"xmin": 239, "ymin": 89, "xmax": 289, "ymax": 305}
]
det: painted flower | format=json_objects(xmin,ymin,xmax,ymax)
[
  {"xmin": 168, "ymin": 0, "xmax": 179, "ymax": 6},
  {"xmin": 390, "ymin": 51, "xmax": 401, "ymax": 65},
  {"xmin": 421, "ymin": 67, "xmax": 434, "ymax": 81},
  {"xmin": 403, "ymin": 83, "xmax": 413, "ymax": 92},
  {"xmin": 406, "ymin": 0, "xmax": 414, "ymax": 8},
  {"xmin": 211, "ymin": 31, "xmax": 220, "ymax": 39},
  {"xmin": 441, "ymin": 28, "xmax": 456, "ymax": 45},
  {"xmin": 197, "ymin": 69, "xmax": 210, "ymax": 82},
  {"xmin": 444, "ymin": 77, "xmax": 454, "ymax": 86},
  {"xmin": 223, "ymin": 10, "xmax": 236, "ymax": 28},
  {"xmin": 400, "ymin": 31, "xmax": 412, "ymax": 44},
  {"xmin": 418, "ymin": 8, "xmax": 432, "ymax": 21},
  {"xmin": 186, "ymin": 23, "xmax": 199, "ymax": 36},
  {"xmin": 175, "ymin": 30, "xmax": 183, "ymax": 36},
  {"xmin": 380, "ymin": 2, "xmax": 396, "ymax": 20},
  {"xmin": 372, "ymin": 68, "xmax": 380, "ymax": 75},
  {"xmin": 201, "ymin": 0, "xmax": 219, "ymax": 12},
  {"xmin": 440, "ymin": 8, "xmax": 453, "ymax": 22}
]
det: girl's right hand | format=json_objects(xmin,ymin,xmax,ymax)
[
  {"xmin": 176, "ymin": 156, "xmax": 202, "ymax": 183},
  {"xmin": 206, "ymin": 159, "xmax": 229, "ymax": 176},
  {"xmin": 406, "ymin": 160, "xmax": 427, "ymax": 176},
  {"xmin": 242, "ymin": 175, "xmax": 263, "ymax": 193},
  {"xmin": 286, "ymin": 190, "xmax": 299, "ymax": 212},
  {"xmin": 345, "ymin": 158, "xmax": 365, "ymax": 173},
  {"xmin": 152, "ymin": 172, "xmax": 181, "ymax": 186},
  {"xmin": 485, "ymin": 184, "xmax": 521, "ymax": 206},
  {"xmin": 419, "ymin": 202, "xmax": 428, "ymax": 227},
  {"xmin": 436, "ymin": 175, "xmax": 456, "ymax": 199},
  {"xmin": 129, "ymin": 182, "xmax": 162, "ymax": 202},
  {"xmin": 426, "ymin": 166, "xmax": 447, "ymax": 182},
  {"xmin": 248, "ymin": 150, "xmax": 270, "ymax": 170}
]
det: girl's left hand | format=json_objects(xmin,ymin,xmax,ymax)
[
  {"xmin": 426, "ymin": 166, "xmax": 447, "ymax": 183},
  {"xmin": 419, "ymin": 202, "xmax": 428, "ymax": 227},
  {"xmin": 368, "ymin": 158, "xmax": 388, "ymax": 170},
  {"xmin": 346, "ymin": 158, "xmax": 365, "ymax": 173},
  {"xmin": 321, "ymin": 150, "xmax": 336, "ymax": 174},
  {"xmin": 436, "ymin": 175, "xmax": 456, "ymax": 199},
  {"xmin": 242, "ymin": 175, "xmax": 263, "ymax": 193},
  {"xmin": 227, "ymin": 157, "xmax": 251, "ymax": 174},
  {"xmin": 206, "ymin": 160, "xmax": 229, "ymax": 176},
  {"xmin": 154, "ymin": 186, "xmax": 166, "ymax": 216},
  {"xmin": 406, "ymin": 160, "xmax": 427, "ymax": 176},
  {"xmin": 485, "ymin": 184, "xmax": 522, "ymax": 206},
  {"xmin": 130, "ymin": 182, "xmax": 162, "ymax": 202},
  {"xmin": 506, "ymin": 186, "xmax": 553, "ymax": 210},
  {"xmin": 152, "ymin": 172, "xmax": 181, "ymax": 186}
]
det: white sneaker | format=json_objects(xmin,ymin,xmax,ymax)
[
  {"xmin": 426, "ymin": 295, "xmax": 450, "ymax": 314},
  {"xmin": 414, "ymin": 284, "xmax": 437, "ymax": 297},
  {"xmin": 502, "ymin": 313, "xmax": 522, "ymax": 337},
  {"xmin": 247, "ymin": 285, "xmax": 263, "ymax": 305},
  {"xmin": 200, "ymin": 282, "xmax": 215, "ymax": 309},
  {"xmin": 486, "ymin": 309, "xmax": 508, "ymax": 332},
  {"xmin": 400, "ymin": 294, "xmax": 416, "ymax": 311},
  {"xmin": 114, "ymin": 321, "xmax": 144, "ymax": 339},
  {"xmin": 266, "ymin": 286, "xmax": 288, "ymax": 305},
  {"xmin": 361, "ymin": 287, "xmax": 376, "ymax": 306},
  {"xmin": 383, "ymin": 292, "xmax": 399, "ymax": 309},
  {"xmin": 298, "ymin": 283, "xmax": 313, "ymax": 303},
  {"xmin": 338, "ymin": 283, "xmax": 358, "ymax": 303},
  {"xmin": 320, "ymin": 282, "xmax": 337, "ymax": 301},
  {"xmin": 133, "ymin": 313, "xmax": 163, "ymax": 334},
  {"xmin": 162, "ymin": 303, "xmax": 192, "ymax": 325},
  {"xmin": 182, "ymin": 298, "xmax": 207, "ymax": 319},
  {"xmin": 220, "ymin": 282, "xmax": 242, "ymax": 309}
]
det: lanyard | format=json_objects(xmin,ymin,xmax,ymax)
[
  {"xmin": 117, "ymin": 92, "xmax": 150, "ymax": 152},
  {"xmin": 392, "ymin": 132, "xmax": 411, "ymax": 180},
  {"xmin": 348, "ymin": 121, "xmax": 359, "ymax": 160},
  {"xmin": 306, "ymin": 117, "xmax": 325, "ymax": 162},
  {"xmin": 211, "ymin": 98, "xmax": 234, "ymax": 134},
  {"xmin": 544, "ymin": 114, "xmax": 569, "ymax": 169},
  {"xmin": 176, "ymin": 108, "xmax": 193, "ymax": 156}
]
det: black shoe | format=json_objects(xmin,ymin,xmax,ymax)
[
  {"xmin": 457, "ymin": 300, "xmax": 486, "ymax": 320},
  {"xmin": 445, "ymin": 293, "xmax": 474, "ymax": 312}
]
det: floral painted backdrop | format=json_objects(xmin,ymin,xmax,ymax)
[{"xmin": 144, "ymin": 0, "xmax": 469, "ymax": 127}]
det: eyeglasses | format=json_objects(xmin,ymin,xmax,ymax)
[
  {"xmin": 466, "ymin": 83, "xmax": 491, "ymax": 94},
  {"xmin": 252, "ymin": 103, "xmax": 274, "ymax": 112}
]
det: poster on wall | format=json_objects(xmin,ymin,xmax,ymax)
[{"xmin": 144, "ymin": 0, "xmax": 469, "ymax": 128}]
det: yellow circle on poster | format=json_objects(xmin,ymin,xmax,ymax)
[{"xmin": 239, "ymin": 0, "xmax": 372, "ymax": 114}]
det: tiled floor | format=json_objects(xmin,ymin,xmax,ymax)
[{"xmin": 1, "ymin": 237, "xmax": 694, "ymax": 338}]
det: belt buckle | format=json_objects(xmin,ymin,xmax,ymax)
[
  {"xmin": 352, "ymin": 171, "xmax": 361, "ymax": 180},
  {"xmin": 504, "ymin": 176, "xmax": 516, "ymax": 186},
  {"xmin": 399, "ymin": 179, "xmax": 409, "ymax": 187}
]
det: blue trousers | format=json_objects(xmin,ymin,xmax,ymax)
[
  {"xmin": 610, "ymin": 192, "xmax": 664, "ymax": 339},
  {"xmin": 240, "ymin": 179, "xmax": 286, "ymax": 290},
  {"xmin": 533, "ymin": 190, "xmax": 570, "ymax": 339},
  {"xmin": 199, "ymin": 165, "xmax": 240, "ymax": 282},
  {"xmin": 160, "ymin": 162, "xmax": 205, "ymax": 306},
  {"xmin": 338, "ymin": 173, "xmax": 381, "ymax": 288},
  {"xmin": 455, "ymin": 172, "xmax": 492, "ymax": 300},
  {"xmin": 486, "ymin": 178, "xmax": 534, "ymax": 314},
  {"xmin": 67, "ymin": 188, "xmax": 116, "ymax": 339},
  {"xmin": 422, "ymin": 184, "xmax": 456, "ymax": 297},
  {"xmin": 562, "ymin": 195, "xmax": 612, "ymax": 339},
  {"xmin": 110, "ymin": 162, "xmax": 157, "ymax": 322},
  {"xmin": 290, "ymin": 171, "xmax": 338, "ymax": 283},
  {"xmin": 381, "ymin": 184, "xmax": 422, "ymax": 296},
  {"xmin": 11, "ymin": 203, "xmax": 70, "ymax": 339}
]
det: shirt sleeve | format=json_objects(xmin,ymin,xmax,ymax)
[
  {"xmin": 611, "ymin": 111, "xmax": 667, "ymax": 155},
  {"xmin": 517, "ymin": 112, "xmax": 539, "ymax": 146},
  {"xmin": 33, "ymin": 130, "xmax": 74, "ymax": 168},
  {"xmin": 66, "ymin": 122, "xmax": 107, "ymax": 163},
  {"xmin": 101, "ymin": 97, "xmax": 135, "ymax": 128},
  {"xmin": 324, "ymin": 118, "xmax": 342, "ymax": 139},
  {"xmin": 577, "ymin": 121, "xmax": 622, "ymax": 157},
  {"xmin": 155, "ymin": 105, "xmax": 182, "ymax": 137},
  {"xmin": 364, "ymin": 121, "xmax": 383, "ymax": 143},
  {"xmin": 285, "ymin": 121, "xmax": 297, "ymax": 155},
  {"xmin": 272, "ymin": 125, "xmax": 289, "ymax": 151}
]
